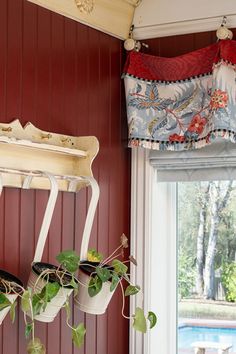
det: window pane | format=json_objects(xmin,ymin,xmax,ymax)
[{"xmin": 178, "ymin": 181, "xmax": 236, "ymax": 354}]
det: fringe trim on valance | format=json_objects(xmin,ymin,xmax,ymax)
[{"xmin": 129, "ymin": 129, "xmax": 236, "ymax": 151}]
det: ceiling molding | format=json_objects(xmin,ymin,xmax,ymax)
[
  {"xmin": 27, "ymin": 0, "xmax": 134, "ymax": 39},
  {"xmin": 133, "ymin": 14, "xmax": 236, "ymax": 40}
]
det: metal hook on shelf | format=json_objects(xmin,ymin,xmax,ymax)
[
  {"xmin": 79, "ymin": 176, "xmax": 99, "ymax": 260},
  {"xmin": 0, "ymin": 166, "xmax": 100, "ymax": 262},
  {"xmin": 68, "ymin": 175, "xmax": 100, "ymax": 261},
  {"xmin": 25, "ymin": 172, "xmax": 100, "ymax": 261},
  {"xmin": 23, "ymin": 171, "xmax": 59, "ymax": 263}
]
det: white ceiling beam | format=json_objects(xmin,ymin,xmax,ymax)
[
  {"xmin": 27, "ymin": 0, "xmax": 136, "ymax": 39},
  {"xmin": 134, "ymin": 14, "xmax": 236, "ymax": 40}
]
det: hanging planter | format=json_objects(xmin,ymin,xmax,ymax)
[
  {"xmin": 75, "ymin": 235, "xmax": 130, "ymax": 315},
  {"xmin": 75, "ymin": 262, "xmax": 117, "ymax": 315},
  {"xmin": 24, "ymin": 171, "xmax": 66, "ymax": 323},
  {"xmin": 27, "ymin": 262, "xmax": 76, "ymax": 322},
  {"xmin": 74, "ymin": 234, "xmax": 157, "ymax": 335},
  {"xmin": 0, "ymin": 178, "xmax": 23, "ymax": 325},
  {"xmin": 0, "ymin": 269, "xmax": 23, "ymax": 325},
  {"xmin": 26, "ymin": 174, "xmax": 99, "ymax": 323}
]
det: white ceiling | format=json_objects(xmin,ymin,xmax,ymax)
[
  {"xmin": 26, "ymin": 0, "xmax": 236, "ymax": 40},
  {"xmin": 133, "ymin": 0, "xmax": 236, "ymax": 39}
]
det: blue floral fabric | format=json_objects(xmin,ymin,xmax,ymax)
[{"xmin": 123, "ymin": 42, "xmax": 236, "ymax": 151}]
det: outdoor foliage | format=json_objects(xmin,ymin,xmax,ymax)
[
  {"xmin": 178, "ymin": 181, "xmax": 236, "ymax": 301},
  {"xmin": 221, "ymin": 262, "xmax": 236, "ymax": 302},
  {"xmin": 178, "ymin": 253, "xmax": 195, "ymax": 299}
]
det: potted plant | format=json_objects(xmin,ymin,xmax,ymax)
[
  {"xmin": 0, "ymin": 269, "xmax": 23, "ymax": 325},
  {"xmin": 0, "ymin": 234, "xmax": 156, "ymax": 353},
  {"xmin": 74, "ymin": 233, "xmax": 157, "ymax": 333},
  {"xmin": 21, "ymin": 251, "xmax": 88, "ymax": 353},
  {"xmin": 27, "ymin": 261, "xmax": 77, "ymax": 323}
]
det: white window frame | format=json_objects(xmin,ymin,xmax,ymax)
[{"xmin": 130, "ymin": 148, "xmax": 177, "ymax": 354}]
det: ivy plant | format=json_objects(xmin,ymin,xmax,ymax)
[
  {"xmin": 0, "ymin": 233, "xmax": 157, "ymax": 353},
  {"xmin": 83, "ymin": 234, "xmax": 157, "ymax": 333}
]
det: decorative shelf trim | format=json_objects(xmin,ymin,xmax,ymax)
[
  {"xmin": 0, "ymin": 119, "xmax": 99, "ymax": 192},
  {"xmin": 0, "ymin": 136, "xmax": 87, "ymax": 158}
]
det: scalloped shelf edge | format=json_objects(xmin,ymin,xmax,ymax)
[{"xmin": 0, "ymin": 119, "xmax": 99, "ymax": 192}]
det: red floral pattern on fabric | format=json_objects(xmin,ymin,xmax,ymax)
[
  {"xmin": 169, "ymin": 134, "xmax": 185, "ymax": 142},
  {"xmin": 187, "ymin": 114, "xmax": 207, "ymax": 134},
  {"xmin": 210, "ymin": 89, "xmax": 228, "ymax": 110},
  {"xmin": 123, "ymin": 40, "xmax": 236, "ymax": 151}
]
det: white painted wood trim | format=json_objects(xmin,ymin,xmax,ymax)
[
  {"xmin": 151, "ymin": 182, "xmax": 177, "ymax": 354},
  {"xmin": 130, "ymin": 147, "xmax": 153, "ymax": 354},
  {"xmin": 134, "ymin": 14, "xmax": 236, "ymax": 40},
  {"xmin": 27, "ymin": 0, "xmax": 135, "ymax": 39},
  {"xmin": 130, "ymin": 148, "xmax": 177, "ymax": 354}
]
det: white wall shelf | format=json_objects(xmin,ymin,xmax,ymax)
[
  {"xmin": 0, "ymin": 119, "xmax": 99, "ymax": 192},
  {"xmin": 0, "ymin": 119, "xmax": 100, "ymax": 262}
]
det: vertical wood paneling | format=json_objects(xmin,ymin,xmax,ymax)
[
  {"xmin": 60, "ymin": 193, "xmax": 74, "ymax": 354},
  {"xmin": 47, "ymin": 193, "xmax": 62, "ymax": 354},
  {"xmin": 0, "ymin": 0, "xmax": 7, "ymax": 120},
  {"xmin": 36, "ymin": 7, "xmax": 51, "ymax": 129},
  {"xmin": 145, "ymin": 29, "xmax": 236, "ymax": 57},
  {"xmin": 96, "ymin": 32, "xmax": 110, "ymax": 354},
  {"xmin": 21, "ymin": 1, "xmax": 37, "ymax": 125},
  {"xmin": 3, "ymin": 188, "xmax": 21, "ymax": 353},
  {"xmin": 0, "ymin": 1, "xmax": 130, "ymax": 353},
  {"xmin": 6, "ymin": 0, "xmax": 23, "ymax": 118}
]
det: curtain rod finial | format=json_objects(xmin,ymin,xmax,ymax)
[{"xmin": 216, "ymin": 16, "xmax": 233, "ymax": 40}]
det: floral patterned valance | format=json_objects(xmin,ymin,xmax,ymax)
[{"xmin": 123, "ymin": 40, "xmax": 236, "ymax": 151}]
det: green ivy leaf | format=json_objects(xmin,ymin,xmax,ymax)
[
  {"xmin": 125, "ymin": 285, "xmax": 140, "ymax": 297},
  {"xmin": 133, "ymin": 307, "xmax": 147, "ymax": 333},
  {"xmin": 0, "ymin": 293, "xmax": 11, "ymax": 311},
  {"xmin": 10, "ymin": 300, "xmax": 17, "ymax": 323},
  {"xmin": 32, "ymin": 294, "xmax": 44, "ymax": 317},
  {"xmin": 56, "ymin": 250, "xmax": 80, "ymax": 273},
  {"xmin": 148, "ymin": 311, "xmax": 157, "ymax": 329},
  {"xmin": 21, "ymin": 290, "xmax": 31, "ymax": 313},
  {"xmin": 87, "ymin": 249, "xmax": 103, "ymax": 263},
  {"xmin": 27, "ymin": 337, "xmax": 45, "ymax": 354},
  {"xmin": 111, "ymin": 260, "xmax": 128, "ymax": 275},
  {"xmin": 72, "ymin": 323, "xmax": 86, "ymax": 349},
  {"xmin": 96, "ymin": 267, "xmax": 111, "ymax": 282},
  {"xmin": 42, "ymin": 282, "xmax": 60, "ymax": 302},
  {"xmin": 110, "ymin": 272, "xmax": 120, "ymax": 292},
  {"xmin": 32, "ymin": 282, "xmax": 60, "ymax": 316},
  {"xmin": 88, "ymin": 276, "xmax": 102, "ymax": 297},
  {"xmin": 25, "ymin": 323, "xmax": 33, "ymax": 338}
]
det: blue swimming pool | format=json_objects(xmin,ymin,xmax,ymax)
[{"xmin": 178, "ymin": 326, "xmax": 236, "ymax": 351}]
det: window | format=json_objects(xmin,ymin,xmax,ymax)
[
  {"xmin": 178, "ymin": 181, "xmax": 236, "ymax": 354},
  {"xmin": 130, "ymin": 143, "xmax": 236, "ymax": 354}
]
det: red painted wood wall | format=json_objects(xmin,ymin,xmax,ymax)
[
  {"xmin": 1, "ymin": 1, "xmax": 235, "ymax": 353},
  {"xmin": 144, "ymin": 28, "xmax": 236, "ymax": 57},
  {"xmin": 0, "ymin": 1, "xmax": 130, "ymax": 353}
]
